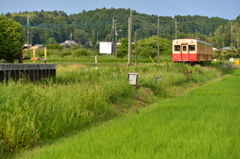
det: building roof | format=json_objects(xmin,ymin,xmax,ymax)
[
  {"xmin": 222, "ymin": 47, "xmax": 235, "ymax": 50},
  {"xmin": 61, "ymin": 40, "xmax": 77, "ymax": 45},
  {"xmin": 31, "ymin": 44, "xmax": 45, "ymax": 49}
]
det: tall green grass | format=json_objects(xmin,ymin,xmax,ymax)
[
  {"xmin": 23, "ymin": 48, "xmax": 172, "ymax": 64},
  {"xmin": 0, "ymin": 62, "xmax": 229, "ymax": 156},
  {"xmin": 16, "ymin": 68, "xmax": 240, "ymax": 159}
]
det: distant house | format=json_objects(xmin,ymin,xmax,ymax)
[
  {"xmin": 32, "ymin": 44, "xmax": 45, "ymax": 49},
  {"xmin": 222, "ymin": 47, "xmax": 235, "ymax": 50},
  {"xmin": 61, "ymin": 40, "xmax": 77, "ymax": 47},
  {"xmin": 23, "ymin": 44, "xmax": 32, "ymax": 49}
]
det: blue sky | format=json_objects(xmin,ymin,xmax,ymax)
[{"xmin": 1, "ymin": 0, "xmax": 239, "ymax": 20}]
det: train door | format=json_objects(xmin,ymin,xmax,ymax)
[{"xmin": 181, "ymin": 45, "xmax": 189, "ymax": 61}]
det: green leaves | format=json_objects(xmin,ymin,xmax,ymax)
[
  {"xmin": 116, "ymin": 36, "xmax": 172, "ymax": 59},
  {"xmin": 46, "ymin": 43, "xmax": 63, "ymax": 50},
  {"xmin": 137, "ymin": 36, "xmax": 172, "ymax": 58},
  {"xmin": 0, "ymin": 15, "xmax": 24, "ymax": 63},
  {"xmin": 117, "ymin": 38, "xmax": 128, "ymax": 58}
]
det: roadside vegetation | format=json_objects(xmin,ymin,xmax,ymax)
[
  {"xmin": 0, "ymin": 15, "xmax": 24, "ymax": 63},
  {"xmin": 14, "ymin": 65, "xmax": 240, "ymax": 159},
  {"xmin": 0, "ymin": 60, "xmax": 233, "ymax": 157},
  {"xmin": 0, "ymin": 9, "xmax": 239, "ymax": 158}
]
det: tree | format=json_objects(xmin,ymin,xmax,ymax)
[
  {"xmin": 117, "ymin": 38, "xmax": 128, "ymax": 58},
  {"xmin": 46, "ymin": 43, "xmax": 63, "ymax": 50},
  {"xmin": 0, "ymin": 15, "xmax": 24, "ymax": 62},
  {"xmin": 46, "ymin": 37, "xmax": 57, "ymax": 44},
  {"xmin": 73, "ymin": 29, "xmax": 89, "ymax": 46},
  {"xmin": 6, "ymin": 8, "xmax": 235, "ymax": 50},
  {"xmin": 137, "ymin": 38, "xmax": 157, "ymax": 58},
  {"xmin": 137, "ymin": 36, "xmax": 172, "ymax": 58}
]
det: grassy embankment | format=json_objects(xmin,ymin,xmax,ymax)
[
  {"xmin": 16, "ymin": 67, "xmax": 240, "ymax": 159},
  {"xmin": 0, "ymin": 60, "xmax": 232, "ymax": 157}
]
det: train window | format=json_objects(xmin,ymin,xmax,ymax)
[
  {"xmin": 183, "ymin": 46, "xmax": 186, "ymax": 51},
  {"xmin": 189, "ymin": 45, "xmax": 195, "ymax": 51},
  {"xmin": 174, "ymin": 45, "xmax": 180, "ymax": 51}
]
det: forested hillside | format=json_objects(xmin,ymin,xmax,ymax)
[{"xmin": 3, "ymin": 8, "xmax": 240, "ymax": 48}]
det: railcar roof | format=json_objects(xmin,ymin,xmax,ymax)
[{"xmin": 173, "ymin": 39, "xmax": 212, "ymax": 46}]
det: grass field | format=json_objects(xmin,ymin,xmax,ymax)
[
  {"xmin": 0, "ymin": 58, "xmax": 236, "ymax": 158},
  {"xmin": 15, "ymin": 68, "xmax": 240, "ymax": 159}
]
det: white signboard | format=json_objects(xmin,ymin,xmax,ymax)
[
  {"xmin": 229, "ymin": 58, "xmax": 234, "ymax": 62},
  {"xmin": 99, "ymin": 42, "xmax": 113, "ymax": 54}
]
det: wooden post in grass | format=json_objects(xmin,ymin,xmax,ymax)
[{"xmin": 44, "ymin": 47, "xmax": 47, "ymax": 64}]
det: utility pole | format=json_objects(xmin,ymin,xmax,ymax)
[
  {"xmin": 70, "ymin": 33, "xmax": 73, "ymax": 51},
  {"xmin": 115, "ymin": 23, "xmax": 118, "ymax": 65},
  {"xmin": 112, "ymin": 17, "xmax": 117, "ymax": 55},
  {"xmin": 115, "ymin": 24, "xmax": 117, "ymax": 43},
  {"xmin": 115, "ymin": 24, "xmax": 122, "ymax": 65},
  {"xmin": 97, "ymin": 31, "xmax": 98, "ymax": 41},
  {"xmin": 157, "ymin": 17, "xmax": 160, "ymax": 64},
  {"xmin": 135, "ymin": 31, "xmax": 138, "ymax": 65},
  {"xmin": 221, "ymin": 39, "xmax": 224, "ymax": 59},
  {"xmin": 27, "ymin": 14, "xmax": 30, "ymax": 44},
  {"xmin": 237, "ymin": 33, "xmax": 239, "ymax": 49},
  {"xmin": 112, "ymin": 17, "xmax": 117, "ymax": 43},
  {"xmin": 128, "ymin": 9, "xmax": 132, "ymax": 67},
  {"xmin": 70, "ymin": 33, "xmax": 73, "ymax": 42},
  {"xmin": 175, "ymin": 20, "xmax": 180, "ymax": 39},
  {"xmin": 196, "ymin": 29, "xmax": 198, "ymax": 39},
  {"xmin": 231, "ymin": 23, "xmax": 234, "ymax": 47}
]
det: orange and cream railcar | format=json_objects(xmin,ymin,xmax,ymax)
[{"xmin": 172, "ymin": 39, "xmax": 213, "ymax": 64}]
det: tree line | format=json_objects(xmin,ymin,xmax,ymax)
[{"xmin": 3, "ymin": 8, "xmax": 240, "ymax": 49}]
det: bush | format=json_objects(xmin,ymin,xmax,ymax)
[
  {"xmin": 59, "ymin": 50, "xmax": 72, "ymax": 57},
  {"xmin": 70, "ymin": 44, "xmax": 82, "ymax": 50},
  {"xmin": 0, "ymin": 15, "xmax": 24, "ymax": 62},
  {"xmin": 117, "ymin": 38, "xmax": 128, "ymax": 58},
  {"xmin": 73, "ymin": 49, "xmax": 90, "ymax": 57},
  {"xmin": 46, "ymin": 43, "xmax": 63, "ymax": 51}
]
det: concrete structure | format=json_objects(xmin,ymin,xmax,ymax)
[{"xmin": 0, "ymin": 64, "xmax": 57, "ymax": 82}]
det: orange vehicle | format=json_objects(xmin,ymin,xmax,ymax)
[{"xmin": 172, "ymin": 39, "xmax": 213, "ymax": 64}]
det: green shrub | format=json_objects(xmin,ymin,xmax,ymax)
[
  {"xmin": 70, "ymin": 44, "xmax": 82, "ymax": 50},
  {"xmin": 59, "ymin": 50, "xmax": 72, "ymax": 57},
  {"xmin": 73, "ymin": 49, "xmax": 90, "ymax": 57},
  {"xmin": 46, "ymin": 44, "xmax": 63, "ymax": 51}
]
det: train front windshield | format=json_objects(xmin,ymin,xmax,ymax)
[
  {"xmin": 174, "ymin": 45, "xmax": 180, "ymax": 51},
  {"xmin": 174, "ymin": 45, "xmax": 195, "ymax": 51}
]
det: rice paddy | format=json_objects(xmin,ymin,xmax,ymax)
[{"xmin": 15, "ymin": 68, "xmax": 240, "ymax": 159}]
